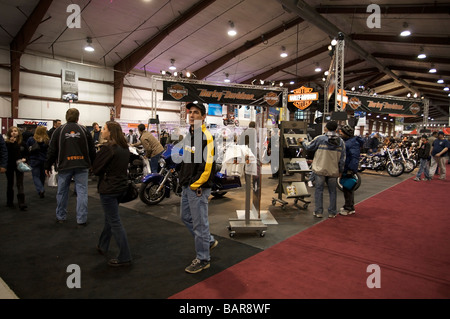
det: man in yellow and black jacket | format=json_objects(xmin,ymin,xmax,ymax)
[{"xmin": 179, "ymin": 102, "xmax": 218, "ymax": 274}]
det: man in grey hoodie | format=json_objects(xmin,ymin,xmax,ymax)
[{"xmin": 299, "ymin": 121, "xmax": 345, "ymax": 218}]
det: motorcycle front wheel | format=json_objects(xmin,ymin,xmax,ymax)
[
  {"xmin": 139, "ymin": 181, "xmax": 165, "ymax": 205},
  {"xmin": 403, "ymin": 159, "xmax": 415, "ymax": 173},
  {"xmin": 386, "ymin": 161, "xmax": 404, "ymax": 177}
]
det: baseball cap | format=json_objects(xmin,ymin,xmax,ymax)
[{"xmin": 186, "ymin": 102, "xmax": 206, "ymax": 116}]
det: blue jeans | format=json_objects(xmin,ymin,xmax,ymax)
[
  {"xmin": 314, "ymin": 175, "xmax": 338, "ymax": 215},
  {"xmin": 56, "ymin": 168, "xmax": 89, "ymax": 224},
  {"xmin": 416, "ymin": 158, "xmax": 430, "ymax": 179},
  {"xmin": 98, "ymin": 192, "xmax": 131, "ymax": 263},
  {"xmin": 180, "ymin": 186, "xmax": 214, "ymax": 261},
  {"xmin": 150, "ymin": 152, "xmax": 163, "ymax": 173},
  {"xmin": 31, "ymin": 161, "xmax": 46, "ymax": 194}
]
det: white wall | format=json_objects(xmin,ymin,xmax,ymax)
[{"xmin": 0, "ymin": 48, "xmax": 284, "ymax": 131}]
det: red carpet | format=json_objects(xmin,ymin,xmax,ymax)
[{"xmin": 170, "ymin": 165, "xmax": 450, "ymax": 299}]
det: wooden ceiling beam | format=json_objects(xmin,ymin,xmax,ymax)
[{"xmin": 194, "ymin": 16, "xmax": 305, "ymax": 80}]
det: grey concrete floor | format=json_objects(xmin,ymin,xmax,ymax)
[{"xmin": 114, "ymin": 164, "xmax": 415, "ymax": 250}]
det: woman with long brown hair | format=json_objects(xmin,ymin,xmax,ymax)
[
  {"xmin": 92, "ymin": 121, "xmax": 132, "ymax": 267},
  {"xmin": 26, "ymin": 125, "xmax": 50, "ymax": 198},
  {"xmin": 5, "ymin": 126, "xmax": 29, "ymax": 210}
]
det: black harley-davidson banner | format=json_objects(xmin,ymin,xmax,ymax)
[
  {"xmin": 163, "ymin": 81, "xmax": 282, "ymax": 107},
  {"xmin": 346, "ymin": 93, "xmax": 422, "ymax": 116}
]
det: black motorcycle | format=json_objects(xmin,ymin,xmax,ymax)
[
  {"xmin": 358, "ymin": 147, "xmax": 405, "ymax": 177},
  {"xmin": 127, "ymin": 146, "xmax": 150, "ymax": 184},
  {"xmin": 139, "ymin": 144, "xmax": 242, "ymax": 205}
]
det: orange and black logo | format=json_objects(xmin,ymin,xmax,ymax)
[
  {"xmin": 167, "ymin": 84, "xmax": 188, "ymax": 100},
  {"xmin": 410, "ymin": 103, "xmax": 420, "ymax": 114},
  {"xmin": 264, "ymin": 92, "xmax": 279, "ymax": 106}
]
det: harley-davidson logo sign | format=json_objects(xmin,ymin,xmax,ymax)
[
  {"xmin": 348, "ymin": 97, "xmax": 361, "ymax": 110},
  {"xmin": 409, "ymin": 103, "xmax": 420, "ymax": 114},
  {"xmin": 264, "ymin": 92, "xmax": 279, "ymax": 106},
  {"xmin": 288, "ymin": 86, "xmax": 318, "ymax": 110},
  {"xmin": 167, "ymin": 84, "xmax": 188, "ymax": 100}
]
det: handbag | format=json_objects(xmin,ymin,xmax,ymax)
[
  {"xmin": 16, "ymin": 161, "xmax": 32, "ymax": 173},
  {"xmin": 119, "ymin": 181, "xmax": 138, "ymax": 203}
]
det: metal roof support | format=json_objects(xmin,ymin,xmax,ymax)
[{"xmin": 278, "ymin": 0, "xmax": 421, "ymax": 97}]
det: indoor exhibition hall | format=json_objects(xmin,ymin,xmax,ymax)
[{"xmin": 0, "ymin": 0, "xmax": 449, "ymax": 307}]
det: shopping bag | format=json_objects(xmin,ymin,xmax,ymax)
[
  {"xmin": 48, "ymin": 166, "xmax": 58, "ymax": 187},
  {"xmin": 16, "ymin": 161, "xmax": 32, "ymax": 173}
]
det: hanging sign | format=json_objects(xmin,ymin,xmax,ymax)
[
  {"xmin": 61, "ymin": 69, "xmax": 79, "ymax": 102},
  {"xmin": 346, "ymin": 93, "xmax": 422, "ymax": 115},
  {"xmin": 163, "ymin": 81, "xmax": 282, "ymax": 107},
  {"xmin": 336, "ymin": 89, "xmax": 348, "ymax": 109},
  {"xmin": 288, "ymin": 86, "xmax": 318, "ymax": 110}
]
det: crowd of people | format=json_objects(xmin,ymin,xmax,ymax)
[
  {"xmin": 0, "ymin": 112, "xmax": 449, "ymax": 274},
  {"xmin": 300, "ymin": 122, "xmax": 449, "ymax": 219}
]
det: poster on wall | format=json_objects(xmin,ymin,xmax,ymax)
[{"xmin": 61, "ymin": 69, "xmax": 79, "ymax": 102}]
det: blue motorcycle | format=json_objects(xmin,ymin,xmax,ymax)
[{"xmin": 139, "ymin": 144, "xmax": 242, "ymax": 205}]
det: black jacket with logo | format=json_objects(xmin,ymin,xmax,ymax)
[
  {"xmin": 45, "ymin": 122, "xmax": 96, "ymax": 171},
  {"xmin": 179, "ymin": 124, "xmax": 215, "ymax": 189}
]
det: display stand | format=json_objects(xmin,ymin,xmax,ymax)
[
  {"xmin": 272, "ymin": 121, "xmax": 311, "ymax": 209},
  {"xmin": 228, "ymin": 173, "xmax": 267, "ymax": 237}
]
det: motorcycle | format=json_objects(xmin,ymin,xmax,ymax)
[
  {"xmin": 391, "ymin": 146, "xmax": 415, "ymax": 174},
  {"xmin": 128, "ymin": 146, "xmax": 150, "ymax": 184},
  {"xmin": 358, "ymin": 147, "xmax": 405, "ymax": 177},
  {"xmin": 139, "ymin": 144, "xmax": 242, "ymax": 205}
]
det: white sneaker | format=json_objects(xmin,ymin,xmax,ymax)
[
  {"xmin": 307, "ymin": 181, "xmax": 314, "ymax": 188},
  {"xmin": 348, "ymin": 210, "xmax": 355, "ymax": 215},
  {"xmin": 313, "ymin": 212, "xmax": 323, "ymax": 218},
  {"xmin": 339, "ymin": 207, "xmax": 349, "ymax": 216}
]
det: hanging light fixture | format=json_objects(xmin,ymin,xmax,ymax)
[
  {"xmin": 224, "ymin": 73, "xmax": 230, "ymax": 83},
  {"xmin": 428, "ymin": 63, "xmax": 437, "ymax": 73},
  {"xmin": 437, "ymin": 79, "xmax": 444, "ymax": 84},
  {"xmin": 400, "ymin": 22, "xmax": 411, "ymax": 36},
  {"xmin": 169, "ymin": 59, "xmax": 176, "ymax": 71},
  {"xmin": 314, "ymin": 63, "xmax": 321, "ymax": 72},
  {"xmin": 417, "ymin": 46, "xmax": 426, "ymax": 59},
  {"xmin": 227, "ymin": 21, "xmax": 237, "ymax": 36},
  {"xmin": 84, "ymin": 37, "xmax": 94, "ymax": 52},
  {"xmin": 280, "ymin": 46, "xmax": 288, "ymax": 58}
]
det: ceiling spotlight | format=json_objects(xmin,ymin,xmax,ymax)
[
  {"xmin": 414, "ymin": 93, "xmax": 418, "ymax": 98},
  {"xmin": 251, "ymin": 79, "xmax": 256, "ymax": 85},
  {"xmin": 407, "ymin": 93, "xmax": 411, "ymax": 97},
  {"xmin": 400, "ymin": 22, "xmax": 411, "ymax": 36},
  {"xmin": 279, "ymin": 82, "xmax": 283, "ymax": 87},
  {"xmin": 185, "ymin": 71, "xmax": 191, "ymax": 78},
  {"xmin": 331, "ymin": 38, "xmax": 337, "ymax": 46},
  {"xmin": 289, "ymin": 81, "xmax": 295, "ymax": 85},
  {"xmin": 437, "ymin": 79, "xmax": 444, "ymax": 84},
  {"xmin": 224, "ymin": 73, "xmax": 230, "ymax": 83},
  {"xmin": 84, "ymin": 37, "xmax": 94, "ymax": 52},
  {"xmin": 444, "ymin": 87, "xmax": 449, "ymax": 91},
  {"xmin": 260, "ymin": 79, "xmax": 265, "ymax": 85},
  {"xmin": 314, "ymin": 64, "xmax": 322, "ymax": 72},
  {"xmin": 169, "ymin": 59, "xmax": 176, "ymax": 71},
  {"xmin": 227, "ymin": 21, "xmax": 237, "ymax": 36},
  {"xmin": 429, "ymin": 64, "xmax": 437, "ymax": 73},
  {"xmin": 417, "ymin": 47, "xmax": 426, "ymax": 59},
  {"xmin": 280, "ymin": 46, "xmax": 288, "ymax": 58}
]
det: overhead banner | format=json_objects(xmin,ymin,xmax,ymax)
[
  {"xmin": 346, "ymin": 93, "xmax": 422, "ymax": 116},
  {"xmin": 163, "ymin": 81, "xmax": 282, "ymax": 107},
  {"xmin": 61, "ymin": 69, "xmax": 79, "ymax": 102}
]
